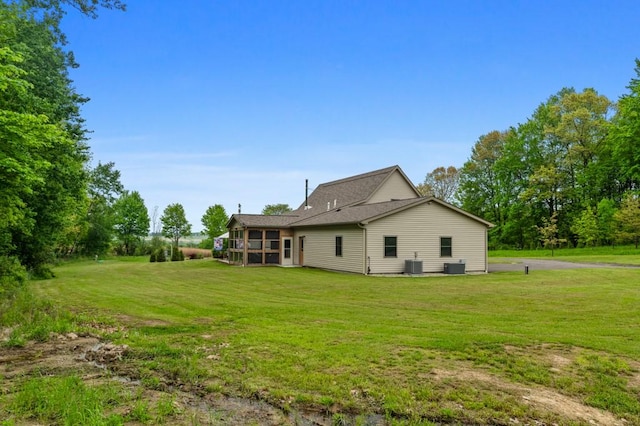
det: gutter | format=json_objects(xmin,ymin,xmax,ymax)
[{"xmin": 357, "ymin": 222, "xmax": 368, "ymax": 274}]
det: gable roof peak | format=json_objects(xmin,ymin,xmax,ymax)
[
  {"xmin": 294, "ymin": 165, "xmax": 406, "ymax": 213},
  {"xmin": 320, "ymin": 165, "xmax": 400, "ymax": 187}
]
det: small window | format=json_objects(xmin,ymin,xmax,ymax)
[
  {"xmin": 248, "ymin": 230, "xmax": 262, "ymax": 239},
  {"xmin": 265, "ymin": 230, "xmax": 279, "ymax": 240},
  {"xmin": 248, "ymin": 240, "xmax": 262, "ymax": 250},
  {"xmin": 384, "ymin": 236, "xmax": 397, "ymax": 257},
  {"xmin": 440, "ymin": 237, "xmax": 452, "ymax": 257},
  {"xmin": 335, "ymin": 236, "xmax": 343, "ymax": 256},
  {"xmin": 268, "ymin": 240, "xmax": 279, "ymax": 250}
]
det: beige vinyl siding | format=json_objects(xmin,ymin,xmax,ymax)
[
  {"xmin": 294, "ymin": 225, "xmax": 364, "ymax": 274},
  {"xmin": 366, "ymin": 202, "xmax": 488, "ymax": 274},
  {"xmin": 367, "ymin": 170, "xmax": 418, "ymax": 204}
]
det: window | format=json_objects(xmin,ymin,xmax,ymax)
[
  {"xmin": 283, "ymin": 238, "xmax": 291, "ymax": 259},
  {"xmin": 248, "ymin": 240, "xmax": 262, "ymax": 250},
  {"xmin": 384, "ymin": 236, "xmax": 397, "ymax": 257},
  {"xmin": 268, "ymin": 240, "xmax": 279, "ymax": 250},
  {"xmin": 265, "ymin": 230, "xmax": 279, "ymax": 240},
  {"xmin": 248, "ymin": 230, "xmax": 262, "ymax": 239},
  {"xmin": 229, "ymin": 229, "xmax": 244, "ymax": 249},
  {"xmin": 265, "ymin": 230, "xmax": 280, "ymax": 250},
  {"xmin": 248, "ymin": 252, "xmax": 262, "ymax": 264},
  {"xmin": 440, "ymin": 237, "xmax": 452, "ymax": 257},
  {"xmin": 248, "ymin": 230, "xmax": 262, "ymax": 250},
  {"xmin": 335, "ymin": 236, "xmax": 343, "ymax": 256}
]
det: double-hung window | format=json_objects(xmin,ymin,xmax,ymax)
[
  {"xmin": 384, "ymin": 236, "xmax": 397, "ymax": 257},
  {"xmin": 440, "ymin": 237, "xmax": 452, "ymax": 257}
]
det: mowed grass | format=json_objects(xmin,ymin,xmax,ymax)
[
  {"xmin": 33, "ymin": 259, "xmax": 640, "ymax": 424},
  {"xmin": 491, "ymin": 245, "xmax": 640, "ymax": 265}
]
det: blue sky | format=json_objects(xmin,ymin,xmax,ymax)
[{"xmin": 62, "ymin": 1, "xmax": 640, "ymax": 230}]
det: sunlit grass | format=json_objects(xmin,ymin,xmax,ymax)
[
  {"xmin": 28, "ymin": 258, "xmax": 640, "ymax": 423},
  {"xmin": 3, "ymin": 374, "xmax": 183, "ymax": 425}
]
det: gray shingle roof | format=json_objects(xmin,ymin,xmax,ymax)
[
  {"xmin": 228, "ymin": 214, "xmax": 299, "ymax": 228},
  {"xmin": 227, "ymin": 165, "xmax": 493, "ymax": 229},
  {"xmin": 229, "ymin": 197, "xmax": 492, "ymax": 229},
  {"xmin": 293, "ymin": 165, "xmax": 401, "ymax": 212},
  {"xmin": 290, "ymin": 198, "xmax": 426, "ymax": 227}
]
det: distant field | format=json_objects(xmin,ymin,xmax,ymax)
[
  {"xmin": 145, "ymin": 234, "xmax": 208, "ymax": 246},
  {"xmin": 25, "ymin": 256, "xmax": 640, "ymax": 424}
]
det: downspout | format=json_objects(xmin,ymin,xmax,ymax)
[
  {"xmin": 358, "ymin": 223, "xmax": 368, "ymax": 275},
  {"xmin": 484, "ymin": 228, "xmax": 488, "ymax": 273}
]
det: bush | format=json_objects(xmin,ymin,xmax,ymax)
[
  {"xmin": 170, "ymin": 246, "xmax": 184, "ymax": 262},
  {"xmin": 156, "ymin": 248, "xmax": 167, "ymax": 262},
  {"xmin": 0, "ymin": 256, "xmax": 28, "ymax": 299},
  {"xmin": 30, "ymin": 264, "xmax": 55, "ymax": 280},
  {"xmin": 150, "ymin": 248, "xmax": 166, "ymax": 263}
]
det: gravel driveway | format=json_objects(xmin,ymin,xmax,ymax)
[{"xmin": 488, "ymin": 258, "xmax": 631, "ymax": 273}]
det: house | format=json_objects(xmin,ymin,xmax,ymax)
[{"xmin": 226, "ymin": 165, "xmax": 493, "ymax": 274}]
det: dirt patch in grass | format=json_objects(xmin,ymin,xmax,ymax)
[
  {"xmin": 0, "ymin": 331, "xmax": 293, "ymax": 425},
  {"xmin": 431, "ymin": 367, "xmax": 623, "ymax": 425}
]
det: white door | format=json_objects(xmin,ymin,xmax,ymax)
[{"xmin": 281, "ymin": 237, "xmax": 293, "ymax": 266}]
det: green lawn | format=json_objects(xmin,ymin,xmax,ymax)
[
  {"xmin": 25, "ymin": 259, "xmax": 640, "ymax": 424},
  {"xmin": 490, "ymin": 245, "xmax": 640, "ymax": 265}
]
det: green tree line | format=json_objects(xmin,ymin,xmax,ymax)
[
  {"xmin": 457, "ymin": 63, "xmax": 640, "ymax": 249},
  {"xmin": 0, "ymin": 0, "xmax": 132, "ymax": 278}
]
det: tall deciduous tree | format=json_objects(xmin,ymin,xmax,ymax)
[
  {"xmin": 459, "ymin": 87, "xmax": 615, "ymax": 249},
  {"xmin": 161, "ymin": 203, "xmax": 191, "ymax": 247},
  {"xmin": 459, "ymin": 130, "xmax": 508, "ymax": 223},
  {"xmin": 610, "ymin": 59, "xmax": 640, "ymax": 190},
  {"xmin": 1, "ymin": 2, "xmax": 88, "ymax": 273},
  {"xmin": 201, "ymin": 204, "xmax": 228, "ymax": 241},
  {"xmin": 26, "ymin": 0, "xmax": 126, "ymax": 19},
  {"xmin": 417, "ymin": 166, "xmax": 460, "ymax": 204},
  {"xmin": 76, "ymin": 161, "xmax": 124, "ymax": 255},
  {"xmin": 262, "ymin": 204, "xmax": 292, "ymax": 215},
  {"xmin": 1, "ymin": 1, "xmax": 126, "ymax": 274},
  {"xmin": 113, "ymin": 191, "xmax": 149, "ymax": 255}
]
